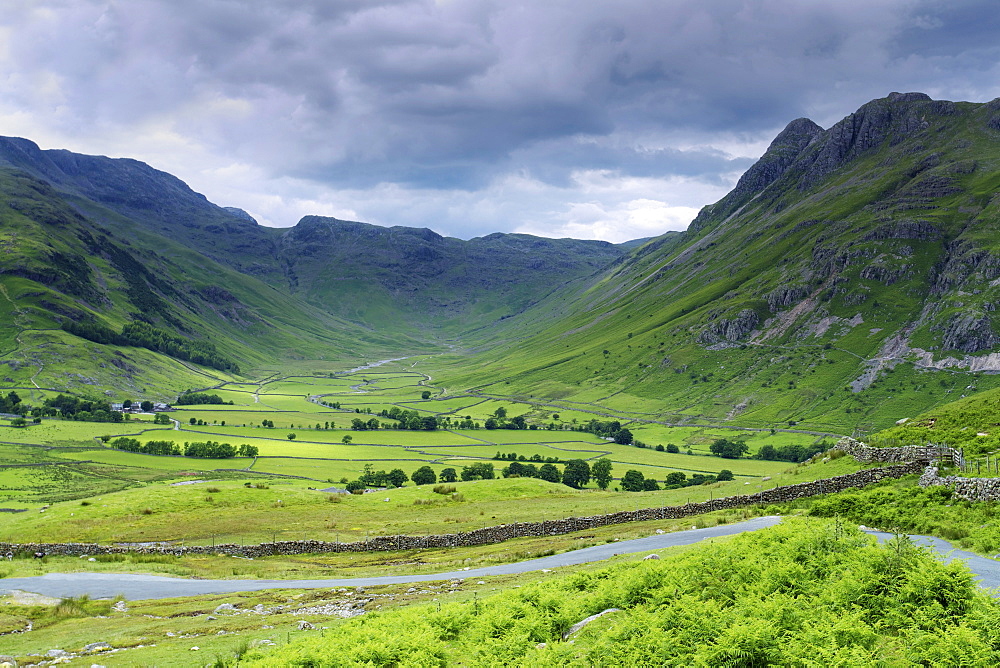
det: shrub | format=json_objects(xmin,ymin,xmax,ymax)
[{"xmin": 433, "ymin": 484, "xmax": 457, "ymax": 495}]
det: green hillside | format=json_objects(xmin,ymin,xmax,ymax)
[
  {"xmin": 0, "ymin": 167, "xmax": 425, "ymax": 398},
  {"xmin": 440, "ymin": 93, "xmax": 1000, "ymax": 434}
]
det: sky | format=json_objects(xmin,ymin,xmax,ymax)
[{"xmin": 2, "ymin": 1, "xmax": 1000, "ymax": 242}]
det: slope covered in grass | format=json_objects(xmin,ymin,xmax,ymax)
[{"xmin": 441, "ymin": 94, "xmax": 1000, "ymax": 433}]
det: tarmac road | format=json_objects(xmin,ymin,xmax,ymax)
[
  {"xmin": 0, "ymin": 516, "xmax": 782, "ymax": 600},
  {"xmin": 3, "ymin": 517, "xmax": 998, "ymax": 600}
]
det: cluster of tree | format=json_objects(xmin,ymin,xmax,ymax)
[
  {"xmin": 501, "ymin": 460, "xmax": 561, "ymax": 482},
  {"xmin": 755, "ymin": 442, "xmax": 829, "ymax": 463},
  {"xmin": 175, "ymin": 392, "xmax": 232, "ymax": 406},
  {"xmin": 709, "ymin": 438, "xmax": 749, "ymax": 459},
  {"xmin": 500, "ymin": 457, "xmax": 612, "ymax": 489},
  {"xmin": 110, "ymin": 437, "xmax": 257, "ymax": 458},
  {"xmin": 344, "ymin": 464, "xmax": 409, "ymax": 492},
  {"xmin": 62, "ymin": 319, "xmax": 239, "ymax": 373},
  {"xmin": 121, "ymin": 322, "xmax": 239, "ymax": 373},
  {"xmin": 0, "ymin": 391, "xmax": 23, "ymax": 414},
  {"xmin": 121, "ymin": 399, "xmax": 155, "ymax": 411},
  {"xmin": 374, "ymin": 407, "xmax": 441, "ymax": 430},
  {"xmin": 261, "ymin": 419, "xmax": 275, "ymax": 428},
  {"xmin": 572, "ymin": 419, "xmax": 637, "ymax": 445},
  {"xmin": 42, "ymin": 394, "xmax": 120, "ymax": 422},
  {"xmin": 493, "ymin": 452, "xmax": 562, "ymax": 464},
  {"xmin": 184, "ymin": 440, "xmax": 251, "ymax": 458},
  {"xmin": 111, "ymin": 437, "xmax": 179, "ymax": 456},
  {"xmin": 620, "ymin": 468, "xmax": 734, "ymax": 492}
]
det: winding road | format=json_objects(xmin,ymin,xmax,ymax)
[
  {"xmin": 3, "ymin": 518, "xmax": 999, "ymax": 601},
  {"xmin": 2, "ymin": 517, "xmax": 782, "ymax": 600}
]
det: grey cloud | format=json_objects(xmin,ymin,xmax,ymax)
[{"xmin": 3, "ymin": 0, "xmax": 1000, "ymax": 237}]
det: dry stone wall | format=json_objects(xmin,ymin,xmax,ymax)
[
  {"xmin": 918, "ymin": 465, "xmax": 1000, "ymax": 502},
  {"xmin": 0, "ymin": 460, "xmax": 924, "ymax": 559},
  {"xmin": 835, "ymin": 436, "xmax": 962, "ymax": 466}
]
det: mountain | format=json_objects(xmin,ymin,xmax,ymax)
[
  {"xmin": 276, "ymin": 217, "xmax": 624, "ymax": 335},
  {"xmin": 0, "ymin": 139, "xmax": 631, "ymax": 394},
  {"xmin": 0, "ymin": 165, "xmax": 426, "ymax": 396},
  {"xmin": 445, "ymin": 93, "xmax": 1000, "ymax": 433},
  {"xmin": 0, "ymin": 138, "xmax": 627, "ymax": 339},
  {"xmin": 7, "ymin": 90, "xmax": 1000, "ymax": 428}
]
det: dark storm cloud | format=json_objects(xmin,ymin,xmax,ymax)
[{"xmin": 3, "ymin": 0, "xmax": 999, "ymax": 239}]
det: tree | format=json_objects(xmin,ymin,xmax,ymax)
[
  {"xmin": 494, "ymin": 406, "xmax": 507, "ymax": 419},
  {"xmin": 562, "ymin": 459, "xmax": 591, "ymax": 489},
  {"xmin": 439, "ymin": 467, "xmax": 458, "ymax": 483},
  {"xmin": 642, "ymin": 478, "xmax": 660, "ymax": 491},
  {"xmin": 421, "ymin": 416, "xmax": 438, "ymax": 431},
  {"xmin": 287, "ymin": 433, "xmax": 296, "ymax": 440},
  {"xmin": 756, "ymin": 444, "xmax": 779, "ymax": 460},
  {"xmin": 592, "ymin": 458, "xmax": 613, "ymax": 490},
  {"xmin": 717, "ymin": 469, "xmax": 734, "ymax": 482},
  {"xmin": 614, "ymin": 428, "xmax": 634, "ymax": 445},
  {"xmin": 666, "ymin": 443, "xmax": 679, "ymax": 453},
  {"xmin": 122, "ymin": 399, "xmax": 133, "ymax": 409},
  {"xmin": 9, "ymin": 417, "xmax": 27, "ymax": 427},
  {"xmin": 189, "ymin": 417, "xmax": 197, "ymax": 425},
  {"xmin": 341, "ymin": 434, "xmax": 353, "ymax": 444},
  {"xmin": 421, "ymin": 390, "xmax": 431, "ymax": 399},
  {"xmin": 387, "ymin": 468, "xmax": 408, "ymax": 487},
  {"xmin": 345, "ymin": 480, "xmax": 365, "ymax": 494},
  {"xmin": 538, "ymin": 463, "xmax": 561, "ymax": 483},
  {"xmin": 351, "ymin": 418, "xmax": 367, "ymax": 430},
  {"xmin": 484, "ymin": 417, "xmax": 499, "ymax": 430},
  {"xmin": 709, "ymin": 438, "xmax": 749, "ymax": 459},
  {"xmin": 412, "ymin": 465, "xmax": 436, "ymax": 485},
  {"xmin": 509, "ymin": 415, "xmax": 526, "ymax": 430},
  {"xmin": 665, "ymin": 471, "xmax": 687, "ymax": 487},
  {"xmin": 461, "ymin": 462, "xmax": 495, "ymax": 481},
  {"xmin": 621, "ymin": 469, "xmax": 645, "ymax": 492}
]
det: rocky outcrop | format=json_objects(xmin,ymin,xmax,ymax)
[
  {"xmin": 800, "ymin": 92, "xmax": 933, "ymax": 188},
  {"xmin": 730, "ymin": 118, "xmax": 823, "ymax": 200},
  {"xmin": 938, "ymin": 311, "xmax": 999, "ymax": 353},
  {"xmin": 859, "ymin": 262, "xmax": 911, "ymax": 286},
  {"xmin": 986, "ymin": 98, "xmax": 1000, "ymax": 131},
  {"xmin": 766, "ymin": 286, "xmax": 809, "ymax": 312},
  {"xmin": 698, "ymin": 309, "xmax": 759, "ymax": 344},
  {"xmin": 862, "ymin": 220, "xmax": 942, "ymax": 242}
]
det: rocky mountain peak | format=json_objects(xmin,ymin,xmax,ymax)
[
  {"xmin": 799, "ymin": 92, "xmax": 950, "ymax": 187},
  {"xmin": 730, "ymin": 117, "xmax": 823, "ymax": 199}
]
